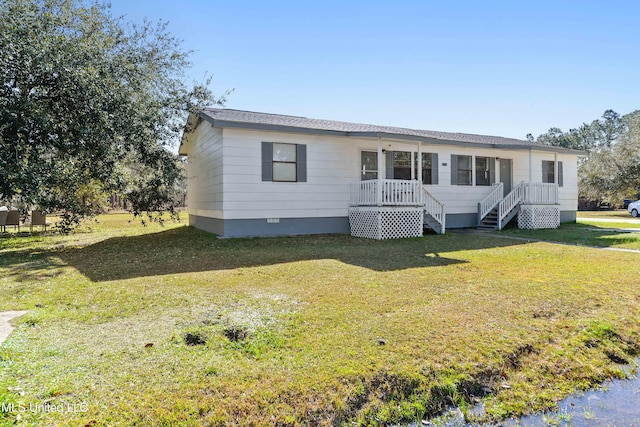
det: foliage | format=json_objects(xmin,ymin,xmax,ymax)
[
  {"xmin": 529, "ymin": 110, "xmax": 640, "ymax": 205},
  {"xmin": 531, "ymin": 109, "xmax": 627, "ymax": 153},
  {"xmin": 0, "ymin": 0, "xmax": 227, "ymax": 231}
]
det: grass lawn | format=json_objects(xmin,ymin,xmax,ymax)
[
  {"xmin": 500, "ymin": 216, "xmax": 640, "ymax": 250},
  {"xmin": 2, "ymin": 214, "xmax": 640, "ymax": 426},
  {"xmin": 576, "ymin": 210, "xmax": 640, "ymax": 230},
  {"xmin": 577, "ymin": 209, "xmax": 634, "ymax": 219}
]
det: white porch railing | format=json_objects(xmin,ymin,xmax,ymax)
[
  {"xmin": 477, "ymin": 183, "xmax": 503, "ymax": 224},
  {"xmin": 349, "ymin": 179, "xmax": 446, "ymax": 234},
  {"xmin": 523, "ymin": 183, "xmax": 559, "ymax": 204},
  {"xmin": 421, "ymin": 187, "xmax": 446, "ymax": 234},
  {"xmin": 350, "ymin": 180, "xmax": 378, "ymax": 206},
  {"xmin": 496, "ymin": 182, "xmax": 558, "ymax": 230},
  {"xmin": 350, "ymin": 179, "xmax": 423, "ymax": 206},
  {"xmin": 381, "ymin": 179, "xmax": 423, "ymax": 205},
  {"xmin": 498, "ymin": 182, "xmax": 526, "ymax": 229}
]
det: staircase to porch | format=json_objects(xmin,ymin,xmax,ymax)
[
  {"xmin": 477, "ymin": 182, "xmax": 559, "ymax": 231},
  {"xmin": 421, "ymin": 187, "xmax": 445, "ymax": 234}
]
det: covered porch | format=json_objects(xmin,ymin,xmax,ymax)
[
  {"xmin": 348, "ymin": 179, "xmax": 446, "ymax": 238},
  {"xmin": 347, "ymin": 136, "xmax": 565, "ymax": 239},
  {"xmin": 347, "ymin": 136, "xmax": 446, "ymax": 239}
]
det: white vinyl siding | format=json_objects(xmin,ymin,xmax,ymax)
[
  {"xmin": 185, "ymin": 123, "xmax": 223, "ymax": 218},
  {"xmin": 185, "ymin": 125, "xmax": 580, "ymax": 220}
]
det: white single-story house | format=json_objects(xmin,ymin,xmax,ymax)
[{"xmin": 180, "ymin": 109, "xmax": 583, "ymax": 239}]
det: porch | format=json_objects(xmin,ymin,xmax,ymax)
[
  {"xmin": 477, "ymin": 181, "xmax": 560, "ymax": 231},
  {"xmin": 348, "ymin": 179, "xmax": 561, "ymax": 239},
  {"xmin": 348, "ymin": 179, "xmax": 445, "ymax": 239}
]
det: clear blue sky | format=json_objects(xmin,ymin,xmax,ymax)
[{"xmin": 109, "ymin": 0, "xmax": 640, "ymax": 140}]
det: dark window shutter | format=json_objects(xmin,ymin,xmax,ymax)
[
  {"xmin": 489, "ymin": 157, "xmax": 496, "ymax": 184},
  {"xmin": 296, "ymin": 144, "xmax": 307, "ymax": 182},
  {"xmin": 450, "ymin": 155, "xmax": 458, "ymax": 185},
  {"xmin": 558, "ymin": 161, "xmax": 563, "ymax": 187},
  {"xmin": 262, "ymin": 142, "xmax": 273, "ymax": 181},
  {"xmin": 431, "ymin": 153, "xmax": 439, "ymax": 185},
  {"xmin": 385, "ymin": 151, "xmax": 394, "ymax": 179}
]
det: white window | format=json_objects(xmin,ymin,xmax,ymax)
[
  {"xmin": 452, "ymin": 155, "xmax": 472, "ymax": 185},
  {"xmin": 272, "ymin": 143, "xmax": 297, "ymax": 182}
]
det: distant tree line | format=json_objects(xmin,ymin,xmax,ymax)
[{"xmin": 527, "ymin": 109, "xmax": 640, "ymax": 207}]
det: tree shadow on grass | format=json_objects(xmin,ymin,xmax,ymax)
[{"xmin": 49, "ymin": 226, "xmax": 530, "ymax": 282}]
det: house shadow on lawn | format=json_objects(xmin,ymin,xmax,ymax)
[{"xmin": 56, "ymin": 226, "xmax": 530, "ymax": 282}]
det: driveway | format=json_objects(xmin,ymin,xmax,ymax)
[{"xmin": 0, "ymin": 311, "xmax": 28, "ymax": 345}]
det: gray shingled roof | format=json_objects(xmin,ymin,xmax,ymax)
[{"xmin": 197, "ymin": 108, "xmax": 581, "ymax": 152}]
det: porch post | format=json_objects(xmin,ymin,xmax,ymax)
[
  {"xmin": 528, "ymin": 148, "xmax": 532, "ymax": 183},
  {"xmin": 553, "ymin": 152, "xmax": 558, "ymax": 184},
  {"xmin": 417, "ymin": 142, "xmax": 422, "ymax": 183},
  {"xmin": 377, "ymin": 136, "xmax": 383, "ymax": 206},
  {"xmin": 410, "ymin": 152, "xmax": 415, "ymax": 180}
]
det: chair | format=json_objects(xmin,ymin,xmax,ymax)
[
  {"xmin": 5, "ymin": 210, "xmax": 20, "ymax": 232},
  {"xmin": 30, "ymin": 211, "xmax": 48, "ymax": 232},
  {"xmin": 0, "ymin": 211, "xmax": 7, "ymax": 233}
]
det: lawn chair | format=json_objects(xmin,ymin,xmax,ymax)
[
  {"xmin": 5, "ymin": 210, "xmax": 21, "ymax": 232},
  {"xmin": 30, "ymin": 210, "xmax": 48, "ymax": 233},
  {"xmin": 0, "ymin": 211, "xmax": 7, "ymax": 232}
]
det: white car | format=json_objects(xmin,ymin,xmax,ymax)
[{"xmin": 629, "ymin": 200, "xmax": 640, "ymax": 217}]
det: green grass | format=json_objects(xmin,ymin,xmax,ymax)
[
  {"xmin": 2, "ymin": 214, "xmax": 640, "ymax": 426},
  {"xmin": 577, "ymin": 210, "xmax": 634, "ymax": 219},
  {"xmin": 500, "ymin": 221, "xmax": 640, "ymax": 250}
]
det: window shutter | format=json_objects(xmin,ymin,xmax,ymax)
[
  {"xmin": 489, "ymin": 157, "xmax": 496, "ymax": 184},
  {"xmin": 296, "ymin": 144, "xmax": 307, "ymax": 182},
  {"xmin": 450, "ymin": 155, "xmax": 458, "ymax": 185},
  {"xmin": 558, "ymin": 161, "xmax": 563, "ymax": 187},
  {"xmin": 384, "ymin": 151, "xmax": 394, "ymax": 179},
  {"xmin": 262, "ymin": 142, "xmax": 273, "ymax": 182},
  {"xmin": 431, "ymin": 153, "xmax": 439, "ymax": 185}
]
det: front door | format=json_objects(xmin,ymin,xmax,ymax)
[
  {"xmin": 499, "ymin": 159, "xmax": 512, "ymax": 197},
  {"xmin": 361, "ymin": 151, "xmax": 378, "ymax": 180}
]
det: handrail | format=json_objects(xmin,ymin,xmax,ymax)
[
  {"xmin": 498, "ymin": 181, "xmax": 525, "ymax": 229},
  {"xmin": 421, "ymin": 187, "xmax": 446, "ymax": 234},
  {"xmin": 477, "ymin": 183, "xmax": 503, "ymax": 224}
]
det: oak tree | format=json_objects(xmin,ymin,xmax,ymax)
[{"xmin": 0, "ymin": 0, "xmax": 226, "ymax": 230}]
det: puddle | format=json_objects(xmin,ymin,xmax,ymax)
[{"xmin": 421, "ymin": 361, "xmax": 640, "ymax": 426}]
